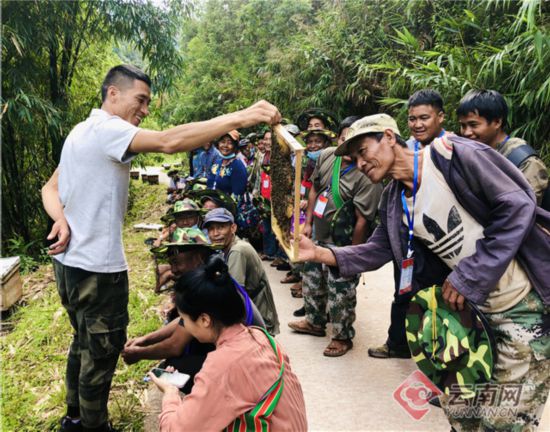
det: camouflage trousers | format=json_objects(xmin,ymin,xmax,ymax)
[
  {"xmin": 442, "ymin": 290, "xmax": 550, "ymax": 432},
  {"xmin": 54, "ymin": 261, "xmax": 129, "ymax": 429},
  {"xmin": 302, "ymin": 257, "xmax": 359, "ymax": 340}
]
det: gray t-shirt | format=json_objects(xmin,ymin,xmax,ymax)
[{"xmin": 54, "ymin": 109, "xmax": 139, "ymax": 273}]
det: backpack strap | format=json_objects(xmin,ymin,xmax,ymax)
[{"xmin": 506, "ymin": 144, "xmax": 536, "ymax": 167}]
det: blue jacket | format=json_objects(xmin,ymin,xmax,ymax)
[
  {"xmin": 331, "ymin": 135, "xmax": 550, "ymax": 306},
  {"xmin": 206, "ymin": 157, "xmax": 247, "ymax": 196}
]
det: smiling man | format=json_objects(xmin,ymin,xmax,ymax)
[
  {"xmin": 203, "ymin": 208, "xmax": 280, "ymax": 335},
  {"xmin": 368, "ymin": 89, "xmax": 450, "ymax": 360},
  {"xmin": 457, "ymin": 89, "xmax": 549, "ymax": 207},
  {"xmin": 406, "ymin": 89, "xmax": 447, "ymax": 148},
  {"xmin": 41, "ymin": 64, "xmax": 280, "ymax": 432},
  {"xmin": 298, "ymin": 113, "xmax": 550, "ymax": 431}
]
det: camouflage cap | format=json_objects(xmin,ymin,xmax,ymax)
[
  {"xmin": 299, "ymin": 128, "xmax": 337, "ymax": 142},
  {"xmin": 406, "ymin": 285, "xmax": 495, "ymax": 399},
  {"xmin": 172, "ymin": 198, "xmax": 201, "ymax": 216},
  {"xmin": 151, "ymin": 227, "xmax": 219, "ymax": 255},
  {"xmin": 296, "ymin": 108, "xmax": 339, "ymax": 132}
]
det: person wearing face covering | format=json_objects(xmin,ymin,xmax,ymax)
[
  {"xmin": 207, "ymin": 130, "xmax": 247, "ymax": 197},
  {"xmin": 288, "ymin": 118, "xmax": 383, "ymax": 356}
]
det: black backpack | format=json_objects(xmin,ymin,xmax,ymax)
[{"xmin": 506, "ymin": 144, "xmax": 550, "ymax": 211}]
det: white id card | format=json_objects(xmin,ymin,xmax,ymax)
[
  {"xmin": 263, "ymin": 178, "xmax": 270, "ymax": 189},
  {"xmin": 313, "ymin": 192, "xmax": 329, "ymax": 218},
  {"xmin": 300, "ymin": 184, "xmax": 307, "ymax": 196},
  {"xmin": 398, "ymin": 257, "xmax": 414, "ymax": 294}
]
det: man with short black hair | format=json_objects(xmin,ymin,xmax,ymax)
[
  {"xmin": 41, "ymin": 64, "xmax": 280, "ymax": 432},
  {"xmin": 407, "ymin": 88, "xmax": 447, "ymax": 148},
  {"xmin": 457, "ymin": 89, "xmax": 548, "ymax": 206}
]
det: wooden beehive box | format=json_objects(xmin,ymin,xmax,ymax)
[
  {"xmin": 270, "ymin": 124, "xmax": 304, "ymax": 262},
  {"xmin": 1, "ymin": 257, "xmax": 22, "ymax": 311},
  {"xmin": 141, "ymin": 173, "xmax": 149, "ymax": 182},
  {"xmin": 147, "ymin": 174, "xmax": 160, "ymax": 185},
  {"xmin": 130, "ymin": 170, "xmax": 140, "ymax": 179}
]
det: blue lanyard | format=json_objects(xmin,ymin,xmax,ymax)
[
  {"xmin": 413, "ymin": 129, "xmax": 445, "ymax": 148},
  {"xmin": 232, "ymin": 278, "xmax": 254, "ymax": 326},
  {"xmin": 401, "ymin": 142, "xmax": 420, "ymax": 258},
  {"xmin": 327, "ymin": 163, "xmax": 356, "ymax": 193}
]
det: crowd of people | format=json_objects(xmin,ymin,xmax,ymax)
[{"xmin": 42, "ymin": 64, "xmax": 549, "ymax": 432}]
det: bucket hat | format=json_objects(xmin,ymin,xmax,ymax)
[
  {"xmin": 172, "ymin": 198, "xmax": 201, "ymax": 217},
  {"xmin": 187, "ymin": 189, "xmax": 237, "ymax": 216},
  {"xmin": 297, "ymin": 108, "xmax": 339, "ymax": 132},
  {"xmin": 299, "ymin": 128, "xmax": 337, "ymax": 142},
  {"xmin": 151, "ymin": 227, "xmax": 219, "ymax": 256}
]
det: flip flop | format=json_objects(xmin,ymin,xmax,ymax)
[
  {"xmin": 288, "ymin": 320, "xmax": 326, "ymax": 337},
  {"xmin": 323, "ymin": 339, "xmax": 353, "ymax": 357},
  {"xmin": 281, "ymin": 274, "xmax": 301, "ymax": 284}
]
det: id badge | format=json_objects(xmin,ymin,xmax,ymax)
[
  {"xmin": 313, "ymin": 192, "xmax": 329, "ymax": 218},
  {"xmin": 398, "ymin": 257, "xmax": 414, "ymax": 294},
  {"xmin": 263, "ymin": 178, "xmax": 270, "ymax": 189},
  {"xmin": 300, "ymin": 184, "xmax": 307, "ymax": 196}
]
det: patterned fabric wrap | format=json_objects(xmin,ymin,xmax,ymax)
[
  {"xmin": 225, "ymin": 327, "xmax": 285, "ymax": 432},
  {"xmin": 406, "ymin": 285, "xmax": 495, "ymax": 399}
]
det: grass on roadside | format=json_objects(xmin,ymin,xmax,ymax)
[{"xmin": 1, "ymin": 181, "xmax": 170, "ymax": 431}]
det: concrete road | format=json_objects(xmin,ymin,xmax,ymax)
[
  {"xmin": 268, "ymin": 261, "xmax": 550, "ymax": 431},
  {"xmin": 270, "ymin": 262, "xmax": 451, "ymax": 431}
]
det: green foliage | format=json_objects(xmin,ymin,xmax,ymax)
[
  {"xmin": 2, "ymin": 0, "xmax": 189, "ymax": 260},
  {"xmin": 1, "ymin": 183, "xmax": 168, "ymax": 431},
  {"xmin": 3, "ymin": 235, "xmax": 49, "ymax": 274},
  {"xmin": 165, "ymin": 0, "xmax": 549, "ymax": 164}
]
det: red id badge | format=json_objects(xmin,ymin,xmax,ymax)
[
  {"xmin": 313, "ymin": 192, "xmax": 329, "ymax": 218},
  {"xmin": 398, "ymin": 257, "xmax": 414, "ymax": 294}
]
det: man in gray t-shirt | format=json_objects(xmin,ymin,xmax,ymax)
[{"xmin": 42, "ymin": 64, "xmax": 280, "ymax": 432}]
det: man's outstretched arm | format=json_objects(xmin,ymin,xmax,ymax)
[{"xmin": 128, "ymin": 100, "xmax": 281, "ymax": 154}]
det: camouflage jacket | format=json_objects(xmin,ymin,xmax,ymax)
[
  {"xmin": 330, "ymin": 135, "xmax": 550, "ymax": 307},
  {"xmin": 497, "ymin": 137, "xmax": 549, "ymax": 206}
]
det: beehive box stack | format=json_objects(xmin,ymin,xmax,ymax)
[{"xmin": 1, "ymin": 257, "xmax": 23, "ymax": 311}]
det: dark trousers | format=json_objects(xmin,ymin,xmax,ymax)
[
  {"xmin": 386, "ymin": 261, "xmax": 410, "ymax": 350},
  {"xmin": 163, "ymin": 338, "xmax": 215, "ymax": 394},
  {"xmin": 54, "ymin": 261, "xmax": 129, "ymax": 429}
]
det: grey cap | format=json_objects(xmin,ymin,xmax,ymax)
[{"xmin": 203, "ymin": 207, "xmax": 235, "ymax": 227}]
